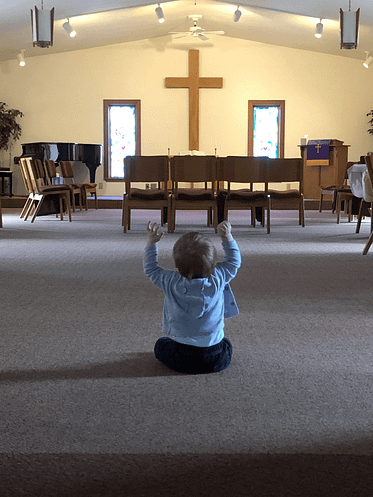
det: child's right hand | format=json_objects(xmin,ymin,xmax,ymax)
[
  {"xmin": 147, "ymin": 221, "xmax": 163, "ymax": 245},
  {"xmin": 217, "ymin": 221, "xmax": 233, "ymax": 242}
]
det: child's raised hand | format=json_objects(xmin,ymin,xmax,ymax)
[
  {"xmin": 147, "ymin": 221, "xmax": 163, "ymax": 245},
  {"xmin": 217, "ymin": 221, "xmax": 233, "ymax": 242}
]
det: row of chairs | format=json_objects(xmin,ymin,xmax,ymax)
[
  {"xmin": 19, "ymin": 157, "xmax": 97, "ymax": 223},
  {"xmin": 122, "ymin": 155, "xmax": 304, "ymax": 233}
]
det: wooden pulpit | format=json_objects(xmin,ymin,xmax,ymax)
[{"xmin": 300, "ymin": 139, "xmax": 350, "ymax": 200}]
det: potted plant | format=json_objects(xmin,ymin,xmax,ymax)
[{"xmin": 0, "ymin": 101, "xmax": 23, "ymax": 152}]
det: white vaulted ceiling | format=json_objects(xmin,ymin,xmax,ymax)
[{"xmin": 0, "ymin": 0, "xmax": 372, "ymax": 63}]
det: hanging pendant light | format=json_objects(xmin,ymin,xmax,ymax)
[
  {"xmin": 31, "ymin": 1, "xmax": 54, "ymax": 48},
  {"xmin": 340, "ymin": 0, "xmax": 360, "ymax": 49}
]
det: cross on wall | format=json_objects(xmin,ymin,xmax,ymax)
[{"xmin": 165, "ymin": 49, "xmax": 223, "ymax": 151}]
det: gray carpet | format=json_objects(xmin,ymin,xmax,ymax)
[{"xmin": 1, "ymin": 207, "xmax": 373, "ymax": 496}]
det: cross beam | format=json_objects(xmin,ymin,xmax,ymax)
[{"xmin": 165, "ymin": 49, "xmax": 223, "ymax": 151}]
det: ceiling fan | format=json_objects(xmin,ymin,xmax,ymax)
[{"xmin": 169, "ymin": 15, "xmax": 225, "ymax": 41}]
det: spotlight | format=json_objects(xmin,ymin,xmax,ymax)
[
  {"xmin": 363, "ymin": 51, "xmax": 373, "ymax": 68},
  {"xmin": 315, "ymin": 19, "xmax": 323, "ymax": 38},
  {"xmin": 31, "ymin": 2, "xmax": 54, "ymax": 48},
  {"xmin": 17, "ymin": 50, "xmax": 26, "ymax": 67},
  {"xmin": 340, "ymin": 4, "xmax": 360, "ymax": 50},
  {"xmin": 234, "ymin": 7, "xmax": 242, "ymax": 22},
  {"xmin": 155, "ymin": 4, "xmax": 164, "ymax": 23},
  {"xmin": 63, "ymin": 18, "xmax": 76, "ymax": 37}
]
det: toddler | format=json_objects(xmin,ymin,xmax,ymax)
[{"xmin": 144, "ymin": 221, "xmax": 241, "ymax": 374}]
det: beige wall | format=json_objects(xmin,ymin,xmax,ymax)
[{"xmin": 1, "ymin": 34, "xmax": 373, "ymax": 196}]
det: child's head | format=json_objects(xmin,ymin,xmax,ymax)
[{"xmin": 173, "ymin": 232, "xmax": 217, "ymax": 279}]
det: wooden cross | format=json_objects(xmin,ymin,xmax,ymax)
[{"xmin": 165, "ymin": 49, "xmax": 223, "ymax": 151}]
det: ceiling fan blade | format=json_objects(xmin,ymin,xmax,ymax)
[
  {"xmin": 171, "ymin": 33, "xmax": 189, "ymax": 39},
  {"xmin": 198, "ymin": 33, "xmax": 209, "ymax": 40},
  {"xmin": 203, "ymin": 31, "xmax": 225, "ymax": 35}
]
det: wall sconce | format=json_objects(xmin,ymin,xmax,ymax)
[
  {"xmin": 315, "ymin": 19, "xmax": 323, "ymax": 38},
  {"xmin": 234, "ymin": 6, "xmax": 242, "ymax": 22},
  {"xmin": 363, "ymin": 51, "xmax": 373, "ymax": 68},
  {"xmin": 31, "ymin": 1, "xmax": 54, "ymax": 48},
  {"xmin": 63, "ymin": 18, "xmax": 76, "ymax": 37},
  {"xmin": 155, "ymin": 4, "xmax": 164, "ymax": 23},
  {"xmin": 17, "ymin": 50, "xmax": 26, "ymax": 67},
  {"xmin": 340, "ymin": 3, "xmax": 360, "ymax": 49}
]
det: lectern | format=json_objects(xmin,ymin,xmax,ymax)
[{"xmin": 300, "ymin": 139, "xmax": 350, "ymax": 200}]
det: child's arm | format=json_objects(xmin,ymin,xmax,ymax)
[
  {"xmin": 216, "ymin": 221, "xmax": 241, "ymax": 281},
  {"xmin": 144, "ymin": 222, "xmax": 173, "ymax": 289}
]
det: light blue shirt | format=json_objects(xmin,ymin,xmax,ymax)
[{"xmin": 144, "ymin": 239, "xmax": 241, "ymax": 347}]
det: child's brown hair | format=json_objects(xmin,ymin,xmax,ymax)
[{"xmin": 173, "ymin": 232, "xmax": 217, "ymax": 279}]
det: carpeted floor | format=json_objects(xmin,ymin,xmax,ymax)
[{"xmin": 1, "ymin": 207, "xmax": 373, "ymax": 496}]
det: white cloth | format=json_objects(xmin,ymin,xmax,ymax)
[{"xmin": 347, "ymin": 164, "xmax": 367, "ymax": 198}]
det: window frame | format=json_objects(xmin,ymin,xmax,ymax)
[
  {"xmin": 248, "ymin": 100, "xmax": 285, "ymax": 158},
  {"xmin": 103, "ymin": 99, "xmax": 141, "ymax": 182}
]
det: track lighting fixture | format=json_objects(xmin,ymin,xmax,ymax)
[
  {"xmin": 31, "ymin": 1, "xmax": 54, "ymax": 48},
  {"xmin": 63, "ymin": 18, "xmax": 76, "ymax": 37},
  {"xmin": 234, "ymin": 6, "xmax": 242, "ymax": 22},
  {"xmin": 17, "ymin": 50, "xmax": 26, "ymax": 67},
  {"xmin": 315, "ymin": 19, "xmax": 323, "ymax": 38},
  {"xmin": 155, "ymin": 4, "xmax": 164, "ymax": 23},
  {"xmin": 340, "ymin": 1, "xmax": 360, "ymax": 49},
  {"xmin": 363, "ymin": 51, "xmax": 373, "ymax": 68}
]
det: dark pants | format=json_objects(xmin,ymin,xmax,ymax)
[{"xmin": 154, "ymin": 337, "xmax": 233, "ymax": 374}]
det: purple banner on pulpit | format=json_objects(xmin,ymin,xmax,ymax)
[{"xmin": 306, "ymin": 139, "xmax": 331, "ymax": 166}]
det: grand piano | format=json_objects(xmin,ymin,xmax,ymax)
[{"xmin": 17, "ymin": 142, "xmax": 102, "ymax": 183}]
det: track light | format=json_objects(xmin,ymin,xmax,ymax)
[
  {"xmin": 155, "ymin": 4, "xmax": 164, "ymax": 23},
  {"xmin": 234, "ymin": 6, "xmax": 242, "ymax": 22},
  {"xmin": 31, "ymin": 1, "xmax": 54, "ymax": 48},
  {"xmin": 340, "ymin": 1, "xmax": 360, "ymax": 50},
  {"xmin": 315, "ymin": 19, "xmax": 323, "ymax": 38},
  {"xmin": 17, "ymin": 50, "xmax": 26, "ymax": 67},
  {"xmin": 63, "ymin": 18, "xmax": 76, "ymax": 37},
  {"xmin": 363, "ymin": 51, "xmax": 373, "ymax": 68}
]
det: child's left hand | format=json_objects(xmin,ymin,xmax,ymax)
[{"xmin": 147, "ymin": 221, "xmax": 163, "ymax": 245}]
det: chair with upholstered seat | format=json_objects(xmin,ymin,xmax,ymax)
[
  {"xmin": 265, "ymin": 157, "xmax": 305, "ymax": 228},
  {"xmin": 59, "ymin": 161, "xmax": 98, "ymax": 211},
  {"xmin": 45, "ymin": 160, "xmax": 82, "ymax": 212},
  {"xmin": 319, "ymin": 160, "xmax": 353, "ymax": 214},
  {"xmin": 169, "ymin": 155, "xmax": 218, "ymax": 233},
  {"xmin": 217, "ymin": 156, "xmax": 271, "ymax": 233},
  {"xmin": 123, "ymin": 155, "xmax": 171, "ymax": 233}
]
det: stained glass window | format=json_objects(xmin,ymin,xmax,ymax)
[
  {"xmin": 253, "ymin": 106, "xmax": 279, "ymax": 158},
  {"xmin": 248, "ymin": 101, "xmax": 285, "ymax": 158},
  {"xmin": 104, "ymin": 100, "xmax": 141, "ymax": 180}
]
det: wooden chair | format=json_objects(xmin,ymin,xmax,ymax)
[
  {"xmin": 362, "ymin": 154, "xmax": 373, "ymax": 255},
  {"xmin": 319, "ymin": 160, "xmax": 353, "ymax": 213},
  {"xmin": 123, "ymin": 155, "xmax": 171, "ymax": 233},
  {"xmin": 217, "ymin": 156, "xmax": 271, "ymax": 233},
  {"xmin": 45, "ymin": 160, "xmax": 82, "ymax": 212},
  {"xmin": 19, "ymin": 158, "xmax": 36, "ymax": 220},
  {"xmin": 23, "ymin": 158, "xmax": 72, "ymax": 223},
  {"xmin": 169, "ymin": 155, "xmax": 218, "ymax": 233},
  {"xmin": 59, "ymin": 161, "xmax": 98, "ymax": 211},
  {"xmin": 265, "ymin": 157, "xmax": 305, "ymax": 228}
]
